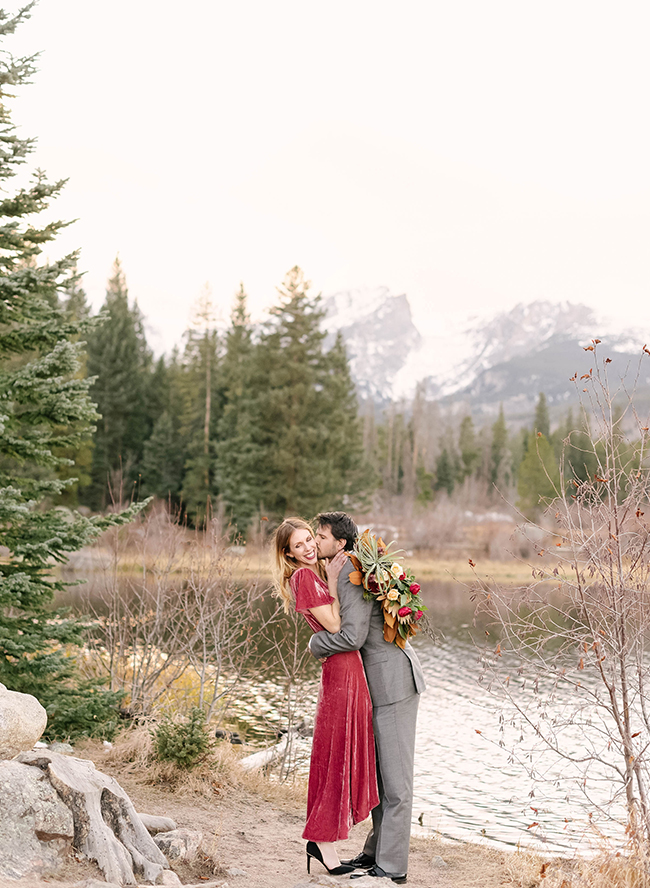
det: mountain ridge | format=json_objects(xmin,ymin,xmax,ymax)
[{"xmin": 323, "ymin": 288, "xmax": 650, "ymax": 419}]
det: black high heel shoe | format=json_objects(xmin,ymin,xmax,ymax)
[{"xmin": 306, "ymin": 841, "xmax": 355, "ymax": 875}]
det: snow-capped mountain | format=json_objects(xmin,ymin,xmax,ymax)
[
  {"xmin": 324, "ymin": 289, "xmax": 650, "ymax": 417},
  {"xmin": 321, "ymin": 288, "xmax": 421, "ymax": 401}
]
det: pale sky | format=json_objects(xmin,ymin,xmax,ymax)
[{"xmin": 10, "ymin": 0, "xmax": 650, "ymax": 350}]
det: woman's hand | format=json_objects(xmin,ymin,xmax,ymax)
[
  {"xmin": 312, "ymin": 550, "xmax": 348, "ymax": 633},
  {"xmin": 325, "ymin": 549, "xmax": 348, "ymax": 586}
]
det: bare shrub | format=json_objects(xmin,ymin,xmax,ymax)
[
  {"xmin": 358, "ymin": 494, "xmax": 467, "ymax": 555},
  {"xmin": 79, "ymin": 506, "xmax": 273, "ymax": 722},
  {"xmin": 406, "ymin": 500, "xmax": 467, "ymax": 554},
  {"xmin": 474, "ymin": 346, "xmax": 650, "ymax": 848},
  {"xmin": 253, "ymin": 608, "xmax": 318, "ymax": 782}
]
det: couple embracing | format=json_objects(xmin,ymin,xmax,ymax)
[{"xmin": 274, "ymin": 511, "xmax": 426, "ymax": 884}]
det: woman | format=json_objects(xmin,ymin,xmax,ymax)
[{"xmin": 274, "ymin": 517, "xmax": 379, "ymax": 876}]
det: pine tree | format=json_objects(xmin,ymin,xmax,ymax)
[
  {"xmin": 55, "ymin": 265, "xmax": 93, "ymax": 504},
  {"xmin": 86, "ymin": 258, "xmax": 153, "ymax": 508},
  {"xmin": 562, "ymin": 409, "xmax": 598, "ymax": 485},
  {"xmin": 215, "ymin": 285, "xmax": 263, "ymax": 535},
  {"xmin": 61, "ymin": 262, "xmax": 90, "ymax": 322},
  {"xmin": 179, "ymin": 287, "xmax": 221, "ymax": 524},
  {"xmin": 458, "ymin": 415, "xmax": 479, "ymax": 481},
  {"xmin": 0, "ymin": 8, "xmax": 145, "ymax": 738},
  {"xmin": 490, "ymin": 404, "xmax": 509, "ymax": 490},
  {"xmin": 319, "ymin": 330, "xmax": 373, "ymax": 510},
  {"xmin": 434, "ymin": 448, "xmax": 455, "ymax": 496},
  {"xmin": 141, "ymin": 351, "xmax": 186, "ymax": 503},
  {"xmin": 517, "ymin": 433, "xmax": 560, "ymax": 518},
  {"xmin": 415, "ymin": 464, "xmax": 434, "ymax": 504},
  {"xmin": 253, "ymin": 267, "xmax": 368, "ymax": 518},
  {"xmin": 534, "ymin": 392, "xmax": 551, "ymax": 438}
]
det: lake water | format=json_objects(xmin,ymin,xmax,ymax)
[{"xmin": 411, "ymin": 580, "xmax": 626, "ymax": 854}]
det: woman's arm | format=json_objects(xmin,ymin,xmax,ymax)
[{"xmin": 308, "ymin": 551, "xmax": 348, "ymax": 633}]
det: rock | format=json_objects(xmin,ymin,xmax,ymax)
[
  {"xmin": 170, "ymin": 882, "xmax": 228, "ymax": 888},
  {"xmin": 0, "ymin": 684, "xmax": 47, "ymax": 758},
  {"xmin": 49, "ymin": 741, "xmax": 75, "ymax": 755},
  {"xmin": 431, "ymin": 854, "xmax": 449, "ymax": 868},
  {"xmin": 18, "ymin": 749, "xmax": 168, "ymax": 886},
  {"xmin": 76, "ymin": 880, "xmax": 123, "ymax": 888},
  {"xmin": 226, "ymin": 867, "xmax": 247, "ymax": 876},
  {"xmin": 156, "ymin": 871, "xmax": 182, "ymax": 886},
  {"xmin": 214, "ymin": 728, "xmax": 243, "ymax": 744},
  {"xmin": 153, "ymin": 827, "xmax": 203, "ymax": 860},
  {"xmin": 293, "ymin": 877, "xmax": 360, "ymax": 887},
  {"xmin": 139, "ymin": 813, "xmax": 178, "ymax": 834},
  {"xmin": 0, "ymin": 759, "xmax": 74, "ymax": 880}
]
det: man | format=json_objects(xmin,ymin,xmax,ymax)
[{"xmin": 310, "ymin": 511, "xmax": 426, "ymax": 885}]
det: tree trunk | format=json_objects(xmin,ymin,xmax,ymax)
[{"xmin": 18, "ymin": 750, "xmax": 168, "ymax": 886}]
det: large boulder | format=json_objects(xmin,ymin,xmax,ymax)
[
  {"xmin": 0, "ymin": 759, "xmax": 74, "ymax": 880},
  {"xmin": 0, "ymin": 682, "xmax": 47, "ymax": 759},
  {"xmin": 153, "ymin": 828, "xmax": 203, "ymax": 860}
]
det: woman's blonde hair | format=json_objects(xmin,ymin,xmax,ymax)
[{"xmin": 273, "ymin": 517, "xmax": 325, "ymax": 613}]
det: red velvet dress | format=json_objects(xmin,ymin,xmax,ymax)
[{"xmin": 291, "ymin": 567, "xmax": 379, "ymax": 842}]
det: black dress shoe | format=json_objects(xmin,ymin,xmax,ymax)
[
  {"xmin": 341, "ymin": 852, "xmax": 375, "ymax": 868},
  {"xmin": 351, "ymin": 864, "xmax": 407, "ymax": 883}
]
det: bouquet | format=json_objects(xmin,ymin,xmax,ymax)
[{"xmin": 348, "ymin": 529, "xmax": 427, "ymax": 649}]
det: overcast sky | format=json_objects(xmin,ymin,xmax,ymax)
[{"xmin": 10, "ymin": 0, "xmax": 650, "ymax": 350}]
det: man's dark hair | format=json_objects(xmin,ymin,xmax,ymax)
[{"xmin": 317, "ymin": 511, "xmax": 358, "ymax": 551}]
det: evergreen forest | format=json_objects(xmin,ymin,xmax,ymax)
[{"xmin": 64, "ymin": 257, "xmax": 601, "ymax": 532}]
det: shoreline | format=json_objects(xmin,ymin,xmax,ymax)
[{"xmin": 59, "ymin": 550, "xmax": 537, "ymax": 586}]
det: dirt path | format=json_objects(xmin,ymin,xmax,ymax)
[{"xmin": 91, "ymin": 757, "xmax": 518, "ymax": 888}]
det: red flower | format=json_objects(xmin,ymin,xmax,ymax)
[
  {"xmin": 409, "ymin": 583, "xmax": 420, "ymax": 594},
  {"xmin": 400, "ymin": 572, "xmax": 406, "ymax": 580},
  {"xmin": 415, "ymin": 610, "xmax": 423, "ymax": 621},
  {"xmin": 398, "ymin": 606, "xmax": 412, "ymax": 618}
]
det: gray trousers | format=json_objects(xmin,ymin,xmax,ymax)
[{"xmin": 362, "ymin": 693, "xmax": 419, "ymax": 874}]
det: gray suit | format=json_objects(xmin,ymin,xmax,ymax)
[{"xmin": 310, "ymin": 560, "xmax": 426, "ymax": 875}]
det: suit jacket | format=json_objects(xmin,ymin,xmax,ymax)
[{"xmin": 309, "ymin": 560, "xmax": 426, "ymax": 707}]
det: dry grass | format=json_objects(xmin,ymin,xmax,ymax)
[
  {"xmin": 77, "ymin": 723, "xmax": 308, "ymax": 807},
  {"xmin": 407, "ymin": 556, "xmax": 534, "ymax": 583},
  {"xmin": 408, "ymin": 834, "xmax": 650, "ymax": 888},
  {"xmin": 499, "ymin": 846, "xmax": 650, "ymax": 888}
]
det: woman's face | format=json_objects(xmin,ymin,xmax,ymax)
[{"xmin": 287, "ymin": 527, "xmax": 318, "ymax": 568}]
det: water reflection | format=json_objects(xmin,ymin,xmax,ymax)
[{"xmin": 413, "ymin": 580, "xmax": 626, "ymax": 853}]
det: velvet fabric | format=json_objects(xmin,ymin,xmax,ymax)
[{"xmin": 291, "ymin": 567, "xmax": 379, "ymax": 842}]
